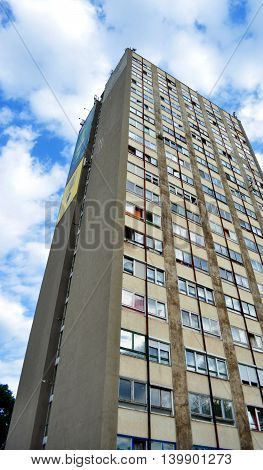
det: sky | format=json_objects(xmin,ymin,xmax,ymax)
[{"xmin": 0, "ymin": 0, "xmax": 263, "ymax": 395}]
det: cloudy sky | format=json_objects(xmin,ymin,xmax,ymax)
[{"xmin": 0, "ymin": 0, "xmax": 263, "ymax": 394}]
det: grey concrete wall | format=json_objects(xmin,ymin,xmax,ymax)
[
  {"xmin": 5, "ymin": 203, "xmax": 76, "ymax": 449},
  {"xmin": 45, "ymin": 50, "xmax": 131, "ymax": 449}
]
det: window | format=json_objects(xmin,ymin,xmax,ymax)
[
  {"xmin": 122, "ymin": 289, "xmax": 145, "ymax": 312},
  {"xmin": 186, "ymin": 349, "xmax": 228, "ymax": 379},
  {"xmin": 145, "ymin": 189, "xmax": 160, "ymax": 204},
  {"xmin": 127, "ymin": 162, "xmax": 144, "ymax": 178},
  {"xmin": 116, "ymin": 435, "xmax": 176, "ymax": 450},
  {"xmin": 146, "ymin": 236, "xmax": 163, "ymax": 254},
  {"xmin": 189, "ymin": 393, "xmax": 212, "ymax": 421},
  {"xmin": 235, "ymin": 274, "xmax": 249, "ymax": 289},
  {"xmin": 126, "ymin": 180, "xmax": 144, "ymax": 197},
  {"xmin": 190, "ymin": 231, "xmax": 205, "ymax": 246},
  {"xmin": 145, "ymin": 171, "xmax": 159, "ymax": 186},
  {"xmin": 241, "ymin": 301, "xmax": 257, "ymax": 318},
  {"xmin": 120, "ymin": 330, "xmax": 146, "ymax": 359},
  {"xmin": 239, "ymin": 364, "xmax": 260, "ymax": 387},
  {"xmin": 210, "ymin": 221, "xmax": 223, "ymax": 236},
  {"xmin": 214, "ymin": 242, "xmax": 229, "ymax": 258},
  {"xmin": 119, "ymin": 378, "xmax": 147, "ymax": 409},
  {"xmin": 171, "ymin": 202, "xmax": 186, "ymax": 218},
  {"xmin": 229, "ymin": 250, "xmax": 243, "ymax": 264},
  {"xmin": 202, "ymin": 317, "xmax": 220, "ymax": 336},
  {"xmin": 247, "ymin": 406, "xmax": 263, "ymax": 431},
  {"xmin": 189, "ymin": 393, "xmax": 234, "ymax": 425},
  {"xmin": 231, "ymin": 326, "xmax": 248, "ymax": 345},
  {"xmin": 124, "ymin": 226, "xmax": 144, "ymax": 247},
  {"xmin": 150, "ymin": 386, "xmax": 173, "ymax": 415},
  {"xmin": 146, "ymin": 211, "xmax": 161, "ymax": 227},
  {"xmin": 219, "ymin": 267, "xmax": 234, "ymax": 283},
  {"xmin": 225, "ymin": 295, "xmax": 241, "ymax": 313},
  {"xmin": 148, "ymin": 298, "xmax": 167, "ymax": 319},
  {"xmin": 125, "ymin": 201, "xmax": 143, "ymax": 219},
  {"xmin": 147, "ymin": 266, "xmax": 165, "ymax": 286},
  {"xmin": 173, "ymin": 223, "xmax": 189, "ymax": 240},
  {"xmin": 176, "ymin": 248, "xmax": 192, "ymax": 266},
  {"xmin": 123, "ymin": 256, "xmax": 145, "ymax": 278},
  {"xmin": 213, "ymin": 398, "xmax": 235, "ymax": 425},
  {"xmin": 181, "ymin": 309, "xmax": 200, "ymax": 330},
  {"xmin": 251, "ymin": 259, "xmax": 263, "ymax": 273},
  {"xmin": 193, "ymin": 255, "xmax": 208, "ymax": 272},
  {"xmin": 149, "ymin": 339, "xmax": 170, "ymax": 365},
  {"xmin": 178, "ymin": 278, "xmax": 214, "ymax": 305},
  {"xmin": 249, "ymin": 333, "xmax": 263, "ymax": 351}
]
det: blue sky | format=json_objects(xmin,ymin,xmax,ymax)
[{"xmin": 0, "ymin": 0, "xmax": 263, "ymax": 394}]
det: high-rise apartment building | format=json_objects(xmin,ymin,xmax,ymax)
[{"xmin": 6, "ymin": 49, "xmax": 263, "ymax": 451}]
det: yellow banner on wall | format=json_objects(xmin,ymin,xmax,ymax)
[{"xmin": 57, "ymin": 158, "xmax": 83, "ymax": 223}]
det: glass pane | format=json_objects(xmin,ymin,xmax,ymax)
[
  {"xmin": 119, "ymin": 379, "xmax": 131, "ymax": 401},
  {"xmin": 201, "ymin": 396, "xmax": 211, "ymax": 416},
  {"xmin": 160, "ymin": 350, "xmax": 169, "ymax": 364},
  {"xmin": 247, "ymin": 408, "xmax": 257, "ymax": 430},
  {"xmin": 122, "ymin": 290, "xmax": 133, "ymax": 307},
  {"xmin": 134, "ymin": 439, "xmax": 146, "ymax": 450},
  {"xmin": 210, "ymin": 320, "xmax": 219, "ymax": 335},
  {"xmin": 157, "ymin": 302, "xmax": 166, "ymax": 318},
  {"xmin": 147, "ymin": 267, "xmax": 155, "ymax": 282},
  {"xmin": 182, "ymin": 309, "xmax": 190, "ymax": 326},
  {"xmin": 150, "ymin": 441, "xmax": 162, "ymax": 450},
  {"xmin": 213, "ymin": 399, "xmax": 222, "ymax": 418},
  {"xmin": 134, "ymin": 334, "xmax": 145, "ymax": 353},
  {"xmin": 157, "ymin": 270, "xmax": 164, "ymax": 285},
  {"xmin": 186, "ymin": 350, "xmax": 195, "ymax": 369},
  {"xmin": 146, "ymin": 237, "xmax": 154, "ymax": 249},
  {"xmin": 134, "ymin": 295, "xmax": 145, "ymax": 311},
  {"xmin": 189, "ymin": 394, "xmax": 199, "ymax": 414},
  {"xmin": 248, "ymin": 366, "xmax": 258, "ymax": 385},
  {"xmin": 163, "ymin": 442, "xmax": 175, "ymax": 450},
  {"xmin": 223, "ymin": 401, "xmax": 233, "ymax": 420},
  {"xmin": 117, "ymin": 436, "xmax": 132, "ymax": 450},
  {"xmin": 218, "ymin": 360, "xmax": 227, "ymax": 378},
  {"xmin": 188, "ymin": 284, "xmax": 197, "ymax": 297},
  {"xmin": 149, "ymin": 346, "xmax": 158, "ymax": 362},
  {"xmin": 161, "ymin": 390, "xmax": 172, "ymax": 409},
  {"xmin": 208, "ymin": 357, "xmax": 217, "ymax": 376},
  {"xmin": 148, "ymin": 298, "xmax": 156, "ymax": 315},
  {"xmin": 239, "ymin": 364, "xmax": 249, "ymax": 383},
  {"xmin": 196, "ymin": 353, "xmax": 207, "ymax": 372},
  {"xmin": 232, "ymin": 327, "xmax": 239, "ymax": 342},
  {"xmin": 151, "ymin": 387, "xmax": 160, "ymax": 407},
  {"xmin": 258, "ymin": 409, "xmax": 263, "ymax": 431},
  {"xmin": 135, "ymin": 261, "xmax": 145, "ymax": 279},
  {"xmin": 126, "ymin": 202, "xmax": 135, "ymax": 215},
  {"xmin": 134, "ymin": 382, "xmax": 146, "ymax": 404},
  {"xmin": 191, "ymin": 314, "xmax": 200, "ymax": 330},
  {"xmin": 178, "ymin": 279, "xmax": 187, "ymax": 293},
  {"xmin": 197, "ymin": 286, "xmax": 205, "ymax": 300},
  {"xmin": 202, "ymin": 317, "xmax": 210, "ymax": 332},
  {"xmin": 120, "ymin": 330, "xmax": 133, "ymax": 350},
  {"xmin": 135, "ymin": 232, "xmax": 144, "ymax": 245},
  {"xmin": 123, "ymin": 258, "xmax": 133, "ymax": 274}
]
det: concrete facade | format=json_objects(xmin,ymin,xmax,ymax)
[{"xmin": 6, "ymin": 50, "xmax": 263, "ymax": 450}]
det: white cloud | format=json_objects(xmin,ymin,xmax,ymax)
[
  {"xmin": 0, "ymin": 293, "xmax": 31, "ymax": 394},
  {"xmin": 0, "ymin": 125, "xmax": 67, "ymax": 391},
  {"xmin": 0, "ymin": 106, "xmax": 14, "ymax": 126},
  {"xmin": 0, "ymin": 0, "xmax": 110, "ymax": 140},
  {"xmin": 238, "ymin": 93, "xmax": 263, "ymax": 141},
  {"xmin": 0, "ymin": 125, "xmax": 66, "ymax": 256}
]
